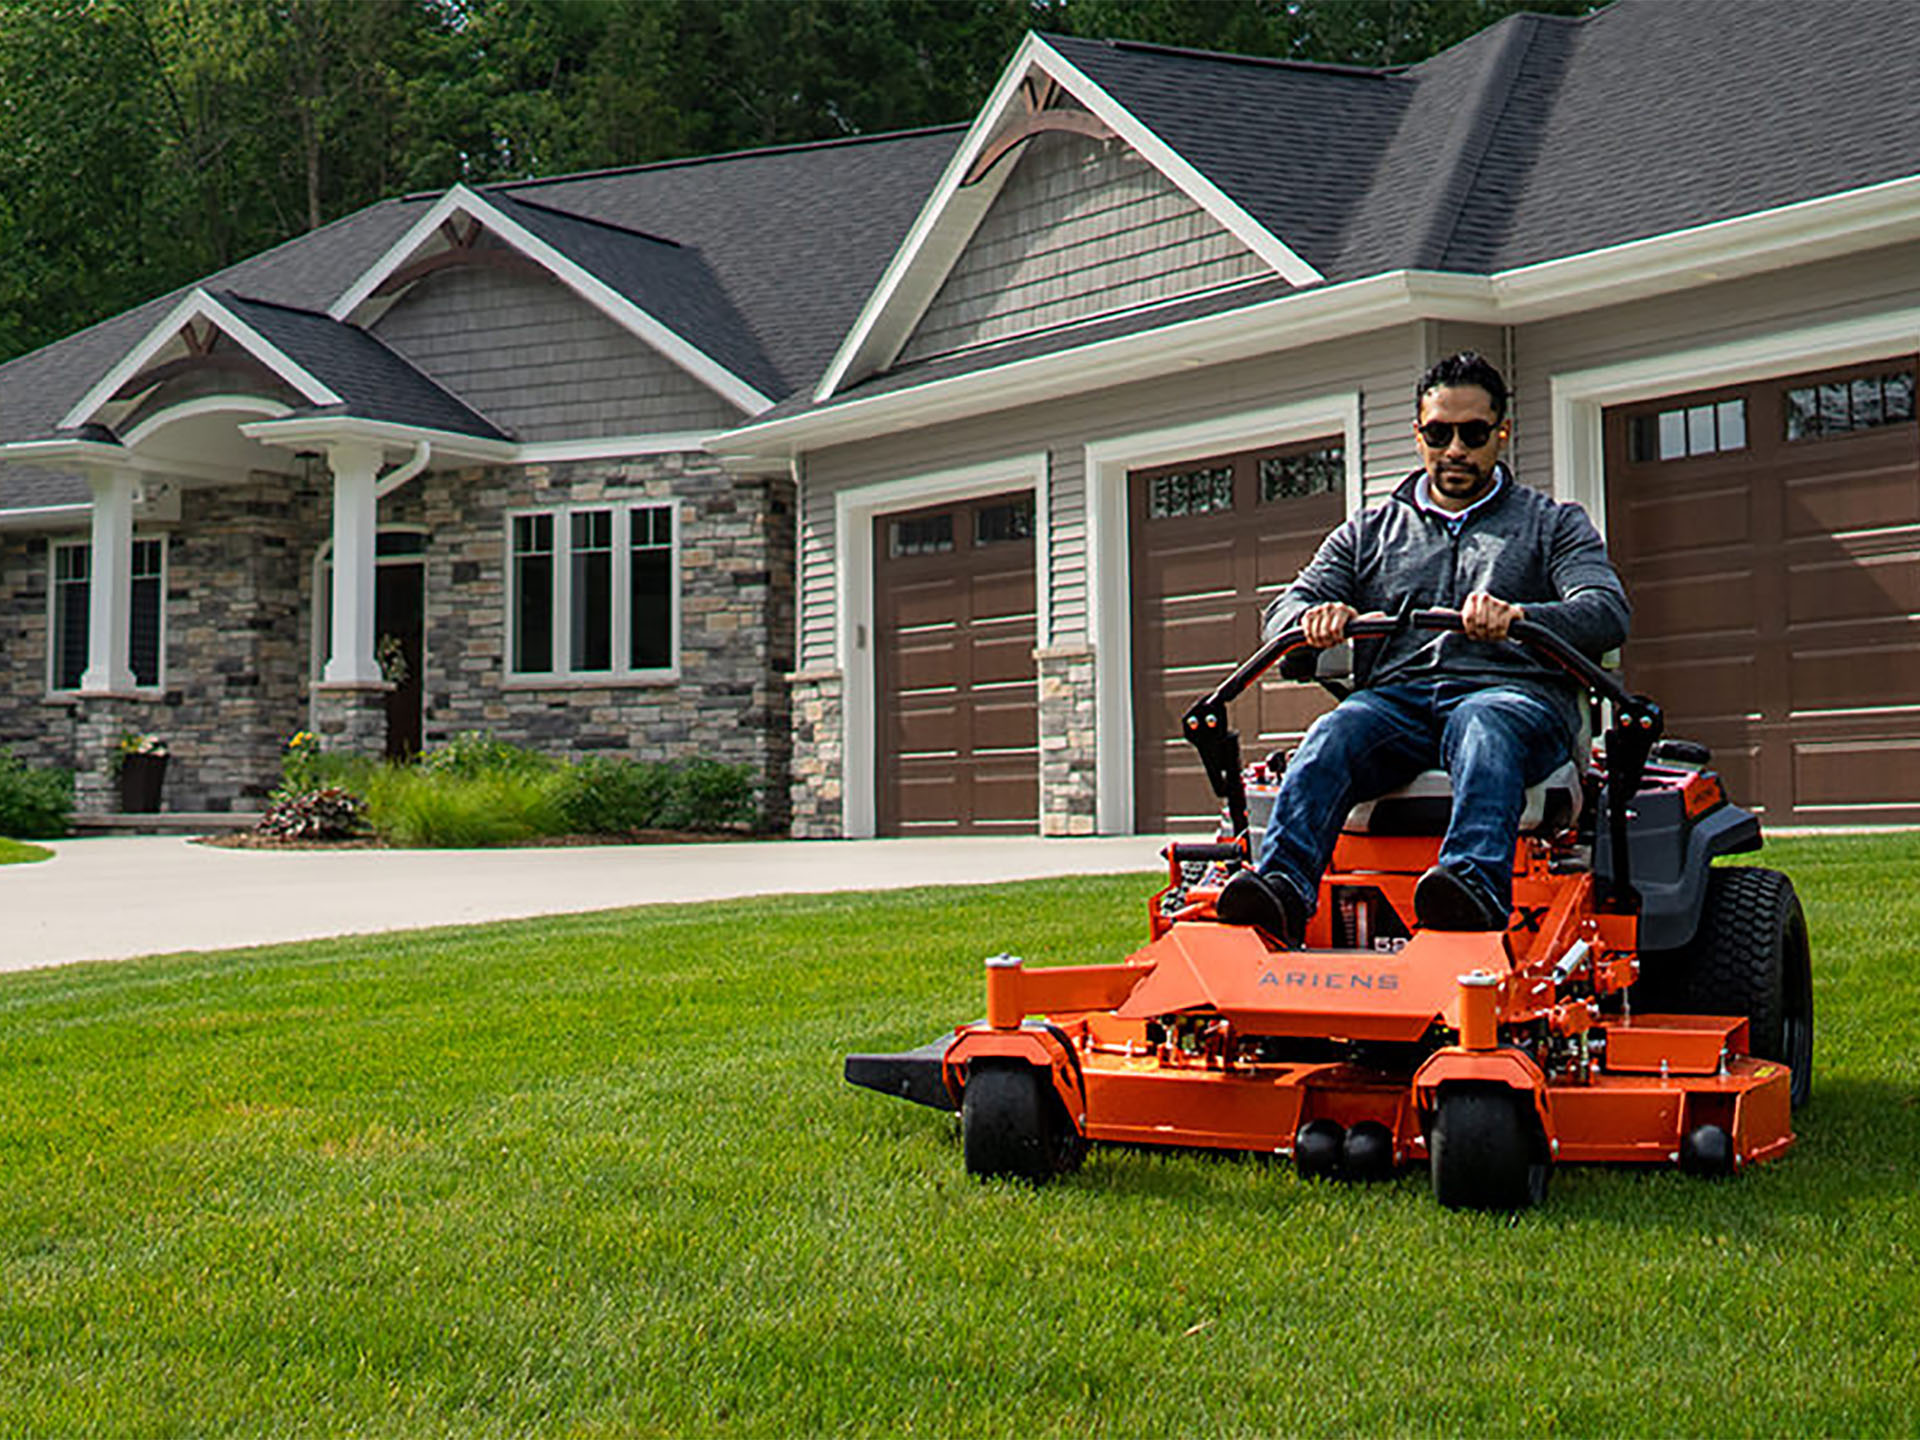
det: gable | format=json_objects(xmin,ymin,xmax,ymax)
[
  {"xmin": 372, "ymin": 249, "xmax": 746, "ymax": 441},
  {"xmin": 899, "ymin": 126, "xmax": 1266, "ymax": 366}
]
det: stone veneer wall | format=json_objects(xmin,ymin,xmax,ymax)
[
  {"xmin": 1036, "ymin": 645, "xmax": 1097, "ymax": 836},
  {"xmin": 0, "ymin": 476, "xmax": 322, "ymax": 812},
  {"xmin": 382, "ymin": 452, "xmax": 795, "ymax": 828},
  {"xmin": 786, "ymin": 667, "xmax": 843, "ymax": 838}
]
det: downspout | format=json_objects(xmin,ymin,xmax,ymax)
[{"xmin": 375, "ymin": 439, "xmax": 431, "ymax": 500}]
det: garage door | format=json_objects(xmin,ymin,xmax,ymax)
[
  {"xmin": 1131, "ymin": 439, "xmax": 1344, "ymax": 831},
  {"xmin": 874, "ymin": 492, "xmax": 1038, "ymax": 834},
  {"xmin": 1605, "ymin": 355, "xmax": 1920, "ymax": 824}
]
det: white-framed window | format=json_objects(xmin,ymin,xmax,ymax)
[
  {"xmin": 506, "ymin": 502, "xmax": 678, "ymax": 681},
  {"xmin": 49, "ymin": 536, "xmax": 166, "ymax": 692}
]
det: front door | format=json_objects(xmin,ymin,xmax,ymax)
[{"xmin": 376, "ymin": 560, "xmax": 424, "ymax": 760}]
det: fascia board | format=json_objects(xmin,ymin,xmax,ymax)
[
  {"xmin": 58, "ymin": 290, "xmax": 342, "ymax": 431},
  {"xmin": 0, "ymin": 503, "xmax": 93, "ymax": 531},
  {"xmin": 815, "ymin": 35, "xmax": 1325, "ymax": 404},
  {"xmin": 1038, "ymin": 40, "xmax": 1324, "ymax": 289},
  {"xmin": 239, "ymin": 414, "xmax": 517, "ymax": 464},
  {"xmin": 331, "ymin": 184, "xmax": 772, "ymax": 415},
  {"xmin": 725, "ymin": 271, "xmax": 1491, "ymax": 458},
  {"xmin": 814, "ymin": 36, "xmax": 1047, "ymax": 402}
]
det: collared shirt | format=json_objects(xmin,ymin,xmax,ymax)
[{"xmin": 1415, "ymin": 463, "xmax": 1508, "ymax": 533}]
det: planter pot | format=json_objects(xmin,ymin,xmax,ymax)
[{"xmin": 118, "ymin": 753, "xmax": 168, "ymax": 813}]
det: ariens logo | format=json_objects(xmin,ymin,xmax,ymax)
[{"xmin": 1258, "ymin": 968, "xmax": 1399, "ymax": 992}]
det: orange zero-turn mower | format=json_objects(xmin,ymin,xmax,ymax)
[{"xmin": 845, "ymin": 608, "xmax": 1813, "ymax": 1210}]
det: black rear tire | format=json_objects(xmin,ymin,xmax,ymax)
[
  {"xmin": 962, "ymin": 1064, "xmax": 1082, "ymax": 1183},
  {"xmin": 1429, "ymin": 1085, "xmax": 1549, "ymax": 1211},
  {"xmin": 1641, "ymin": 867, "xmax": 1814, "ymax": 1110}
]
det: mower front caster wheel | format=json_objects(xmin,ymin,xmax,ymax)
[
  {"xmin": 1429, "ymin": 1086, "xmax": 1550, "ymax": 1211},
  {"xmin": 962, "ymin": 1063, "xmax": 1084, "ymax": 1184}
]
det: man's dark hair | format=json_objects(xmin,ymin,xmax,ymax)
[{"xmin": 1416, "ymin": 352, "xmax": 1509, "ymax": 420}]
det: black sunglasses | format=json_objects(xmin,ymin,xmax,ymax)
[{"xmin": 1417, "ymin": 419, "xmax": 1499, "ymax": 448}]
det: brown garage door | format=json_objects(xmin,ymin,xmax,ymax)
[
  {"xmin": 874, "ymin": 492, "xmax": 1037, "ymax": 834},
  {"xmin": 1131, "ymin": 439, "xmax": 1344, "ymax": 831},
  {"xmin": 1605, "ymin": 355, "xmax": 1920, "ymax": 824}
]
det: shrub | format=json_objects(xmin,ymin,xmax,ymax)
[
  {"xmin": 0, "ymin": 747, "xmax": 73, "ymax": 838},
  {"xmin": 275, "ymin": 732, "xmax": 378, "ymax": 802},
  {"xmin": 554, "ymin": 755, "xmax": 673, "ymax": 834},
  {"xmin": 418, "ymin": 731, "xmax": 556, "ymax": 782},
  {"xmin": 659, "ymin": 759, "xmax": 758, "ymax": 832},
  {"xmin": 257, "ymin": 786, "xmax": 367, "ymax": 841},
  {"xmin": 364, "ymin": 766, "xmax": 567, "ymax": 848}
]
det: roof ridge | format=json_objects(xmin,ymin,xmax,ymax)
[
  {"xmin": 1406, "ymin": 14, "xmax": 1548, "ymax": 269},
  {"xmin": 1042, "ymin": 31, "xmax": 1405, "ymax": 79},
  {"xmin": 477, "ymin": 122, "xmax": 970, "ymax": 196}
]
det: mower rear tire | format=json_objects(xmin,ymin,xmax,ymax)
[
  {"xmin": 962, "ymin": 1063, "xmax": 1082, "ymax": 1183},
  {"xmin": 1429, "ymin": 1085, "xmax": 1549, "ymax": 1211},
  {"xmin": 1642, "ymin": 867, "xmax": 1814, "ymax": 1110}
]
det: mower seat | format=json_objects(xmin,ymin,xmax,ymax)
[{"xmin": 1341, "ymin": 760, "xmax": 1584, "ymax": 837}]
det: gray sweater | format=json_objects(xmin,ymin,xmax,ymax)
[{"xmin": 1261, "ymin": 466, "xmax": 1631, "ymax": 740}]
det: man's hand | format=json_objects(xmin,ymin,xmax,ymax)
[
  {"xmin": 1300, "ymin": 601, "xmax": 1358, "ymax": 648},
  {"xmin": 1460, "ymin": 590, "xmax": 1525, "ymax": 642}
]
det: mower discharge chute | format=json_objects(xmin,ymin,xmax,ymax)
[{"xmin": 846, "ymin": 609, "xmax": 1813, "ymax": 1210}]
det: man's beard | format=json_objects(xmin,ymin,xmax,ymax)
[{"xmin": 1432, "ymin": 461, "xmax": 1496, "ymax": 503}]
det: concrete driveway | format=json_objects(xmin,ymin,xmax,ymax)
[{"xmin": 0, "ymin": 833, "xmax": 1161, "ymax": 973}]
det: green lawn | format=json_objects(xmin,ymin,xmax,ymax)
[
  {"xmin": 0, "ymin": 838, "xmax": 52, "ymax": 865},
  {"xmin": 1, "ymin": 835, "xmax": 1915, "ymax": 1437}
]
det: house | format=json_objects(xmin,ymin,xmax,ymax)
[
  {"xmin": 713, "ymin": 0, "xmax": 1920, "ymax": 836},
  {"xmin": 0, "ymin": 128, "xmax": 962, "ymax": 819},
  {"xmin": 6, "ymin": 0, "xmax": 1920, "ymax": 833}
]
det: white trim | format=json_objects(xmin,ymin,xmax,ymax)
[
  {"xmin": 514, "ymin": 432, "xmax": 720, "ymax": 463},
  {"xmin": 832, "ymin": 451, "xmax": 1050, "ymax": 838},
  {"xmin": 59, "ymin": 290, "xmax": 341, "ymax": 431},
  {"xmin": 813, "ymin": 36, "xmax": 1322, "ymax": 402},
  {"xmin": 0, "ymin": 504, "xmax": 91, "ymax": 531},
  {"xmin": 1549, "ymin": 304, "xmax": 1920, "ymax": 534},
  {"xmin": 502, "ymin": 498, "xmax": 683, "ymax": 686},
  {"xmin": 330, "ymin": 185, "xmax": 772, "ymax": 415},
  {"xmin": 241, "ymin": 414, "xmax": 517, "ymax": 465},
  {"xmin": 120, "ymin": 394, "xmax": 290, "ymax": 449},
  {"xmin": 1083, "ymin": 395, "xmax": 1361, "ymax": 833}
]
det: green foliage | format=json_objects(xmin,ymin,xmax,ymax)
[
  {"xmin": 657, "ymin": 757, "xmax": 758, "ymax": 831},
  {"xmin": 363, "ymin": 764, "xmax": 567, "ymax": 848},
  {"xmin": 417, "ymin": 730, "xmax": 558, "ymax": 782},
  {"xmin": 0, "ymin": 839, "xmax": 1913, "ymax": 1434},
  {"xmin": 0, "ymin": 746, "xmax": 73, "ymax": 839},
  {"xmin": 556, "ymin": 754, "xmax": 759, "ymax": 834}
]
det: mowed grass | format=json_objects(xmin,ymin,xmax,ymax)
[
  {"xmin": 0, "ymin": 838, "xmax": 52, "ymax": 865},
  {"xmin": 1, "ymin": 835, "xmax": 1916, "ymax": 1437}
]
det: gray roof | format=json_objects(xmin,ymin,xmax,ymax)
[{"xmin": 213, "ymin": 293, "xmax": 513, "ymax": 441}]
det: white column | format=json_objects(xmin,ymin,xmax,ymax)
[
  {"xmin": 322, "ymin": 441, "xmax": 383, "ymax": 685},
  {"xmin": 79, "ymin": 467, "xmax": 137, "ymax": 694}
]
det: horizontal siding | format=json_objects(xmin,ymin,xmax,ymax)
[
  {"xmin": 797, "ymin": 324, "xmax": 1427, "ymax": 670},
  {"xmin": 900, "ymin": 131, "xmax": 1264, "ymax": 364},
  {"xmin": 375, "ymin": 263, "xmax": 745, "ymax": 440}
]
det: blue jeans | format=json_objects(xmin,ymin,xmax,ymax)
[{"xmin": 1254, "ymin": 681, "xmax": 1572, "ymax": 918}]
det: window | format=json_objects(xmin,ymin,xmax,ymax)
[
  {"xmin": 888, "ymin": 513, "xmax": 954, "ymax": 557},
  {"xmin": 1146, "ymin": 465, "xmax": 1234, "ymax": 518},
  {"xmin": 974, "ymin": 498, "xmax": 1033, "ymax": 546},
  {"xmin": 1259, "ymin": 446, "xmax": 1343, "ymax": 502},
  {"xmin": 508, "ymin": 503, "xmax": 677, "ymax": 680},
  {"xmin": 49, "ymin": 536, "xmax": 165, "ymax": 691},
  {"xmin": 1629, "ymin": 399, "xmax": 1748, "ymax": 461},
  {"xmin": 1785, "ymin": 370, "xmax": 1915, "ymax": 440}
]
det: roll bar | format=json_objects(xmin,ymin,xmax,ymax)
[{"xmin": 1180, "ymin": 607, "xmax": 1662, "ymax": 909}]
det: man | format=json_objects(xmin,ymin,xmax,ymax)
[{"xmin": 1216, "ymin": 352, "xmax": 1629, "ymax": 940}]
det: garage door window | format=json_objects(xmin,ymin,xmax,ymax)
[
  {"xmin": 974, "ymin": 497, "xmax": 1033, "ymax": 545},
  {"xmin": 889, "ymin": 513, "xmax": 954, "ymax": 556},
  {"xmin": 1147, "ymin": 465, "xmax": 1234, "ymax": 519},
  {"xmin": 1629, "ymin": 399, "xmax": 1747, "ymax": 462},
  {"xmin": 1259, "ymin": 445, "xmax": 1342, "ymax": 502},
  {"xmin": 1785, "ymin": 369, "xmax": 1914, "ymax": 440}
]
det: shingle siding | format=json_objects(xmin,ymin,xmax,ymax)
[
  {"xmin": 900, "ymin": 131, "xmax": 1264, "ymax": 364},
  {"xmin": 373, "ymin": 264, "xmax": 746, "ymax": 440}
]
